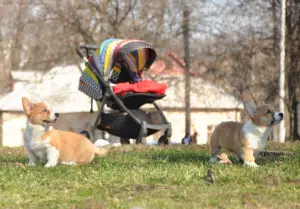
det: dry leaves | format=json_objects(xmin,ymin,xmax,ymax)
[{"xmin": 216, "ymin": 153, "xmax": 232, "ymax": 164}]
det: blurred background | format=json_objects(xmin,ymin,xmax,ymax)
[{"xmin": 0, "ymin": 0, "xmax": 299, "ymax": 146}]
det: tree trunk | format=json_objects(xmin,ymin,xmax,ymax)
[
  {"xmin": 285, "ymin": 0, "xmax": 300, "ymax": 140},
  {"xmin": 11, "ymin": 2, "xmax": 28, "ymax": 71},
  {"xmin": 272, "ymin": 0, "xmax": 278, "ymax": 49},
  {"xmin": 292, "ymin": 98, "xmax": 300, "ymax": 140}
]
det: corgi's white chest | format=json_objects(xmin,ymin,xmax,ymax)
[
  {"xmin": 242, "ymin": 121, "xmax": 272, "ymax": 151},
  {"xmin": 23, "ymin": 121, "xmax": 52, "ymax": 162}
]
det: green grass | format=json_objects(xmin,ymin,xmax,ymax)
[{"xmin": 1, "ymin": 142, "xmax": 300, "ymax": 209}]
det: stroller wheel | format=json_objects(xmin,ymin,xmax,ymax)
[
  {"xmin": 158, "ymin": 127, "xmax": 171, "ymax": 145},
  {"xmin": 120, "ymin": 138, "xmax": 130, "ymax": 145},
  {"xmin": 158, "ymin": 135, "xmax": 169, "ymax": 145},
  {"xmin": 136, "ymin": 121, "xmax": 147, "ymax": 144}
]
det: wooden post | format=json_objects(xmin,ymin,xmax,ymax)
[{"xmin": 183, "ymin": 6, "xmax": 191, "ymax": 137}]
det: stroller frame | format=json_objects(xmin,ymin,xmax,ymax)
[{"xmin": 76, "ymin": 44, "xmax": 172, "ymax": 144}]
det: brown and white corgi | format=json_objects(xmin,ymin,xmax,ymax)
[
  {"xmin": 210, "ymin": 102, "xmax": 284, "ymax": 167},
  {"xmin": 22, "ymin": 97, "xmax": 107, "ymax": 167}
]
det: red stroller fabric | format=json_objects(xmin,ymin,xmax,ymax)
[{"xmin": 113, "ymin": 80, "xmax": 167, "ymax": 96}]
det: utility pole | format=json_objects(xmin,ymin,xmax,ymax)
[
  {"xmin": 279, "ymin": 0, "xmax": 286, "ymax": 143},
  {"xmin": 182, "ymin": 6, "xmax": 191, "ymax": 142}
]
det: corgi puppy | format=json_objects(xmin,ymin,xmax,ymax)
[
  {"xmin": 210, "ymin": 102, "xmax": 284, "ymax": 167},
  {"xmin": 22, "ymin": 97, "xmax": 107, "ymax": 167}
]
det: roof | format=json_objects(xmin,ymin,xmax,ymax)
[
  {"xmin": 149, "ymin": 60, "xmax": 188, "ymax": 76},
  {"xmin": 0, "ymin": 60, "xmax": 242, "ymax": 112},
  {"xmin": 148, "ymin": 53, "xmax": 199, "ymax": 76},
  {"xmin": 0, "ymin": 65, "xmax": 98, "ymax": 113},
  {"xmin": 152, "ymin": 75, "xmax": 243, "ymax": 109},
  {"xmin": 146, "ymin": 58, "xmax": 243, "ymax": 109},
  {"xmin": 12, "ymin": 71, "xmax": 44, "ymax": 82}
]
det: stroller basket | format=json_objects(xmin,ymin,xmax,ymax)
[{"xmin": 98, "ymin": 110, "xmax": 168, "ymax": 139}]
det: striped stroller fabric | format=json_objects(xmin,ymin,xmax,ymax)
[
  {"xmin": 78, "ymin": 39, "xmax": 156, "ymax": 100},
  {"xmin": 99, "ymin": 39, "xmax": 150, "ymax": 82},
  {"xmin": 79, "ymin": 58, "xmax": 102, "ymax": 100}
]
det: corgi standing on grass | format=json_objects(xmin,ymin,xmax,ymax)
[
  {"xmin": 22, "ymin": 97, "xmax": 107, "ymax": 167},
  {"xmin": 210, "ymin": 102, "xmax": 284, "ymax": 167}
]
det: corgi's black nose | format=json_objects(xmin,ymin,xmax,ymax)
[
  {"xmin": 279, "ymin": 113, "xmax": 284, "ymax": 118},
  {"xmin": 55, "ymin": 113, "xmax": 60, "ymax": 117}
]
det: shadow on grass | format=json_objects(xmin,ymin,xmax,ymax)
[
  {"xmin": 256, "ymin": 155, "xmax": 292, "ymax": 166},
  {"xmin": 148, "ymin": 150, "xmax": 210, "ymax": 164},
  {"xmin": 148, "ymin": 150, "xmax": 294, "ymax": 166},
  {"xmin": 219, "ymin": 153, "xmax": 291, "ymax": 166}
]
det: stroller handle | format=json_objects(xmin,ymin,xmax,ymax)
[
  {"xmin": 76, "ymin": 44, "xmax": 108, "ymax": 90},
  {"xmin": 76, "ymin": 45, "xmax": 99, "ymax": 59}
]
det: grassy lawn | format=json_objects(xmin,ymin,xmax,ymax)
[{"xmin": 0, "ymin": 142, "xmax": 300, "ymax": 209}]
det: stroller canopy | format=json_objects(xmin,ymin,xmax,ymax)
[
  {"xmin": 89, "ymin": 39, "xmax": 157, "ymax": 83},
  {"xmin": 79, "ymin": 39, "xmax": 157, "ymax": 100}
]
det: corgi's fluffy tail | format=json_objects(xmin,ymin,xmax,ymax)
[
  {"xmin": 93, "ymin": 146, "xmax": 108, "ymax": 157},
  {"xmin": 93, "ymin": 139, "xmax": 117, "ymax": 156}
]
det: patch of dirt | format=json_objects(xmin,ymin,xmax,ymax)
[
  {"xmin": 241, "ymin": 193, "xmax": 272, "ymax": 209},
  {"xmin": 258, "ymin": 175, "xmax": 280, "ymax": 187},
  {"xmin": 0, "ymin": 162, "xmax": 25, "ymax": 168},
  {"xmin": 259, "ymin": 150, "xmax": 295, "ymax": 157},
  {"xmin": 286, "ymin": 178, "xmax": 300, "ymax": 185},
  {"xmin": 109, "ymin": 184, "xmax": 172, "ymax": 200},
  {"xmin": 132, "ymin": 184, "xmax": 171, "ymax": 192},
  {"xmin": 70, "ymin": 199, "xmax": 107, "ymax": 209},
  {"xmin": 0, "ymin": 147, "xmax": 26, "ymax": 156},
  {"xmin": 216, "ymin": 153, "xmax": 232, "ymax": 164}
]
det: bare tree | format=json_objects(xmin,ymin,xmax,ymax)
[
  {"xmin": 285, "ymin": 0, "xmax": 300, "ymax": 140},
  {"xmin": 187, "ymin": 0, "xmax": 300, "ymax": 140},
  {"xmin": 5, "ymin": 0, "xmax": 299, "ymax": 140},
  {"xmin": 0, "ymin": 0, "xmax": 28, "ymax": 94}
]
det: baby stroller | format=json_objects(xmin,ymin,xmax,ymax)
[{"xmin": 76, "ymin": 38, "xmax": 172, "ymax": 144}]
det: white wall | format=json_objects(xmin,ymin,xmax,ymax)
[
  {"xmin": 2, "ymin": 113, "xmax": 26, "ymax": 147},
  {"xmin": 1, "ymin": 112, "xmax": 120, "ymax": 147},
  {"xmin": 1, "ymin": 110, "xmax": 241, "ymax": 147},
  {"xmin": 1, "ymin": 112, "xmax": 100, "ymax": 147}
]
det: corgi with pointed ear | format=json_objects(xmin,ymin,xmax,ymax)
[
  {"xmin": 209, "ymin": 101, "xmax": 284, "ymax": 167},
  {"xmin": 22, "ymin": 97, "xmax": 107, "ymax": 167}
]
